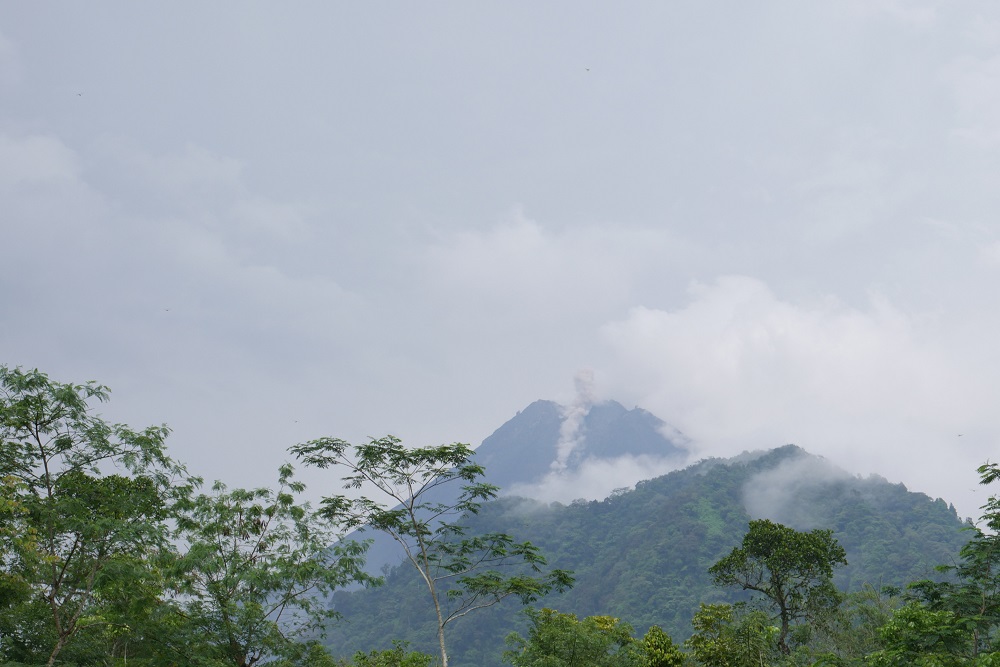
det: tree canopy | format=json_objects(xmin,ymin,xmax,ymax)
[
  {"xmin": 0, "ymin": 366, "xmax": 372, "ymax": 667},
  {"xmin": 168, "ymin": 464, "xmax": 375, "ymax": 667},
  {"xmin": 709, "ymin": 518, "xmax": 848, "ymax": 654},
  {"xmin": 4, "ymin": 364, "xmax": 999, "ymax": 667},
  {"xmin": 0, "ymin": 365, "xmax": 180, "ymax": 666},
  {"xmin": 290, "ymin": 435, "xmax": 574, "ymax": 667}
]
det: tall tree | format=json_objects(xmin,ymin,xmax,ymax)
[
  {"xmin": 291, "ymin": 435, "xmax": 574, "ymax": 667},
  {"xmin": 0, "ymin": 365, "xmax": 180, "ymax": 666},
  {"xmin": 709, "ymin": 518, "xmax": 847, "ymax": 654},
  {"xmin": 169, "ymin": 464, "xmax": 375, "ymax": 667},
  {"xmin": 907, "ymin": 461, "xmax": 1000, "ymax": 658}
]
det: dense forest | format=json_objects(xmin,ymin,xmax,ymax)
[
  {"xmin": 2, "ymin": 365, "xmax": 999, "ymax": 667},
  {"xmin": 324, "ymin": 446, "xmax": 971, "ymax": 665}
]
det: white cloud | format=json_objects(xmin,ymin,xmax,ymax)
[
  {"xmin": 156, "ymin": 219, "xmax": 360, "ymax": 337},
  {"xmin": 7, "ymin": 2, "xmax": 1000, "ymax": 517},
  {"xmin": 0, "ymin": 128, "xmax": 367, "ymax": 493},
  {"xmin": 506, "ymin": 454, "xmax": 684, "ymax": 504},
  {"xmin": 419, "ymin": 210, "xmax": 687, "ymax": 323},
  {"xmin": 422, "ymin": 213, "xmax": 592, "ymax": 304},
  {"xmin": 980, "ymin": 240, "xmax": 1000, "ymax": 266},
  {"xmin": 842, "ymin": 0, "xmax": 938, "ymax": 27},
  {"xmin": 0, "ymin": 133, "xmax": 80, "ymax": 189},
  {"xmin": 967, "ymin": 14, "xmax": 1000, "ymax": 48},
  {"xmin": 1, "ymin": 129, "xmax": 356, "ymax": 362},
  {"xmin": 126, "ymin": 141, "xmax": 244, "ymax": 197},
  {"xmin": 600, "ymin": 276, "xmax": 996, "ymax": 518},
  {"xmin": 743, "ymin": 454, "xmax": 854, "ymax": 527},
  {"xmin": 0, "ymin": 133, "xmax": 107, "ymax": 266},
  {"xmin": 230, "ymin": 196, "xmax": 310, "ymax": 242},
  {"xmin": 79, "ymin": 139, "xmax": 338, "ymax": 323},
  {"xmin": 942, "ymin": 54, "xmax": 1000, "ymax": 147}
]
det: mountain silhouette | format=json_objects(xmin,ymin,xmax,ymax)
[
  {"xmin": 328, "ymin": 444, "xmax": 970, "ymax": 666},
  {"xmin": 353, "ymin": 399, "xmax": 691, "ymax": 577},
  {"xmin": 473, "ymin": 399, "xmax": 689, "ymax": 491}
]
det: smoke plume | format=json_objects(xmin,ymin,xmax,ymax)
[{"xmin": 552, "ymin": 369, "xmax": 596, "ymax": 472}]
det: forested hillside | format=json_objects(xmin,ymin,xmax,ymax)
[
  {"xmin": 0, "ymin": 365, "xmax": 985, "ymax": 667},
  {"xmin": 351, "ymin": 398, "xmax": 688, "ymax": 580},
  {"xmin": 323, "ymin": 445, "xmax": 969, "ymax": 665}
]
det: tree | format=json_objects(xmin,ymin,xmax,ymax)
[
  {"xmin": 0, "ymin": 474, "xmax": 33, "ymax": 612},
  {"xmin": 502, "ymin": 608, "xmax": 643, "ymax": 667},
  {"xmin": 0, "ymin": 365, "xmax": 180, "ymax": 666},
  {"xmin": 864, "ymin": 602, "xmax": 977, "ymax": 667},
  {"xmin": 290, "ymin": 436, "xmax": 574, "ymax": 667},
  {"xmin": 709, "ymin": 519, "xmax": 847, "ymax": 654},
  {"xmin": 906, "ymin": 461, "xmax": 1000, "ymax": 659},
  {"xmin": 804, "ymin": 582, "xmax": 903, "ymax": 664},
  {"xmin": 908, "ymin": 530, "xmax": 1000, "ymax": 659},
  {"xmin": 685, "ymin": 602, "xmax": 780, "ymax": 667},
  {"xmin": 639, "ymin": 625, "xmax": 685, "ymax": 667},
  {"xmin": 345, "ymin": 640, "xmax": 434, "ymax": 667},
  {"xmin": 168, "ymin": 464, "xmax": 375, "ymax": 667}
]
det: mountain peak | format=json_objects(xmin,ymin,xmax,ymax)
[{"xmin": 473, "ymin": 399, "xmax": 689, "ymax": 495}]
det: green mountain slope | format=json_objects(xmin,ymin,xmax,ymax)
[
  {"xmin": 347, "ymin": 399, "xmax": 688, "ymax": 579},
  {"xmin": 324, "ymin": 445, "xmax": 969, "ymax": 666}
]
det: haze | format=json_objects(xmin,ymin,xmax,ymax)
[{"xmin": 3, "ymin": 2, "xmax": 999, "ymax": 519}]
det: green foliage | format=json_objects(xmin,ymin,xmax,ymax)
[
  {"xmin": 801, "ymin": 583, "xmax": 903, "ymax": 664},
  {"xmin": 321, "ymin": 447, "xmax": 969, "ymax": 666},
  {"xmin": 639, "ymin": 625, "xmax": 685, "ymax": 667},
  {"xmin": 0, "ymin": 365, "xmax": 181, "ymax": 666},
  {"xmin": 502, "ymin": 608, "xmax": 684, "ymax": 667},
  {"xmin": 0, "ymin": 366, "xmax": 378, "ymax": 667},
  {"xmin": 503, "ymin": 608, "xmax": 644, "ymax": 667},
  {"xmin": 710, "ymin": 519, "xmax": 847, "ymax": 654},
  {"xmin": 908, "ymin": 528, "xmax": 1000, "ymax": 657},
  {"xmin": 818, "ymin": 461, "xmax": 1000, "ymax": 667},
  {"xmin": 0, "ymin": 475, "xmax": 33, "ymax": 611},
  {"xmin": 2, "ymin": 368, "xmax": 988, "ymax": 667},
  {"xmin": 904, "ymin": 460, "xmax": 1000, "ymax": 660},
  {"xmin": 291, "ymin": 436, "xmax": 573, "ymax": 667},
  {"xmin": 345, "ymin": 641, "xmax": 434, "ymax": 667},
  {"xmin": 168, "ymin": 464, "xmax": 375, "ymax": 667},
  {"xmin": 864, "ymin": 603, "xmax": 974, "ymax": 667},
  {"xmin": 685, "ymin": 603, "xmax": 780, "ymax": 667}
]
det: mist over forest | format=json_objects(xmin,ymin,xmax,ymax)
[
  {"xmin": 2, "ymin": 368, "xmax": 993, "ymax": 666},
  {"xmin": 5, "ymin": 2, "xmax": 1000, "ymax": 665}
]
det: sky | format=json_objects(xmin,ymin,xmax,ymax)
[{"xmin": 3, "ymin": 1, "xmax": 1000, "ymax": 520}]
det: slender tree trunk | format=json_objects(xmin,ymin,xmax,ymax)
[
  {"xmin": 47, "ymin": 635, "xmax": 67, "ymax": 667},
  {"xmin": 432, "ymin": 588, "xmax": 448, "ymax": 667}
]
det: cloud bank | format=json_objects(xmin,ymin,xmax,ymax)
[
  {"xmin": 601, "ymin": 276, "xmax": 997, "ymax": 519},
  {"xmin": 743, "ymin": 453, "xmax": 855, "ymax": 528},
  {"xmin": 506, "ymin": 454, "xmax": 684, "ymax": 505}
]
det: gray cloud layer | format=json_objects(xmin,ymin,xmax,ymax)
[{"xmin": 3, "ymin": 2, "xmax": 1000, "ymax": 518}]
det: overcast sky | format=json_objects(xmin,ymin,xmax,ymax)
[{"xmin": 3, "ymin": 2, "xmax": 1000, "ymax": 519}]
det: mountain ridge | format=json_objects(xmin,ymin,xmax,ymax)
[
  {"xmin": 326, "ymin": 442, "xmax": 969, "ymax": 666},
  {"xmin": 353, "ymin": 398, "xmax": 692, "ymax": 579}
]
